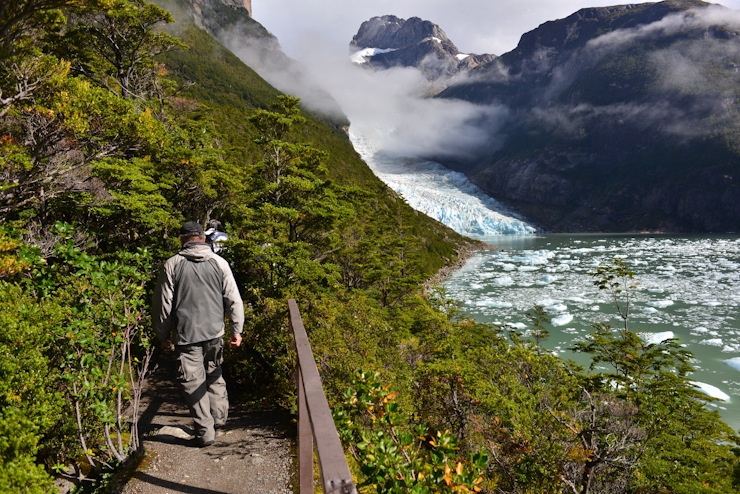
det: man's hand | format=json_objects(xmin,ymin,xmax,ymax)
[
  {"xmin": 230, "ymin": 334, "xmax": 242, "ymax": 348},
  {"xmin": 161, "ymin": 339, "xmax": 172, "ymax": 350}
]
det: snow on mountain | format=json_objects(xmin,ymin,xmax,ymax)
[
  {"xmin": 350, "ymin": 47, "xmax": 398, "ymax": 64},
  {"xmin": 350, "ymin": 128, "xmax": 535, "ymax": 237}
]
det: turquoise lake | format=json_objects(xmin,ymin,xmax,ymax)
[{"xmin": 442, "ymin": 234, "xmax": 740, "ymax": 429}]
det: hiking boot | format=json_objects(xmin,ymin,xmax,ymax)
[{"xmin": 191, "ymin": 437, "xmax": 214, "ymax": 448}]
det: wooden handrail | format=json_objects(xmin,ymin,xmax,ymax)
[{"xmin": 288, "ymin": 299, "xmax": 357, "ymax": 494}]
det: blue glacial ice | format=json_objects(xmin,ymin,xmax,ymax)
[{"xmin": 349, "ymin": 129, "xmax": 536, "ymax": 237}]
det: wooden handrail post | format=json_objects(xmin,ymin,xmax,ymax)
[
  {"xmin": 297, "ymin": 367, "xmax": 313, "ymax": 493},
  {"xmin": 288, "ymin": 299, "xmax": 357, "ymax": 494}
]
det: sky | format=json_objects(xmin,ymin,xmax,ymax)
[{"xmin": 253, "ymin": 0, "xmax": 740, "ymax": 58}]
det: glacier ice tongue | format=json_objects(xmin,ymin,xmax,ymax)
[{"xmin": 349, "ymin": 128, "xmax": 535, "ymax": 237}]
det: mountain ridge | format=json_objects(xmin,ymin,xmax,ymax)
[
  {"xmin": 432, "ymin": 0, "xmax": 740, "ymax": 232},
  {"xmin": 350, "ymin": 15, "xmax": 497, "ymax": 82}
]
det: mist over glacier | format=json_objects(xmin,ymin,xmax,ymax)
[{"xmin": 221, "ymin": 32, "xmax": 535, "ymax": 237}]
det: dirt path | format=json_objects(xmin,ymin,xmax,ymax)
[{"xmin": 119, "ymin": 353, "xmax": 295, "ymax": 494}]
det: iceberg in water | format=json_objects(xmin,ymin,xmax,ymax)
[
  {"xmin": 690, "ymin": 381, "xmax": 730, "ymax": 401},
  {"xmin": 551, "ymin": 314, "xmax": 573, "ymax": 327},
  {"xmin": 700, "ymin": 338, "xmax": 724, "ymax": 347},
  {"xmin": 725, "ymin": 357, "xmax": 740, "ymax": 371},
  {"xmin": 638, "ymin": 331, "xmax": 674, "ymax": 345},
  {"xmin": 349, "ymin": 129, "xmax": 536, "ymax": 237}
]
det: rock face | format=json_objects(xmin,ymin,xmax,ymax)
[
  {"xmin": 218, "ymin": 0, "xmax": 251, "ymax": 17},
  {"xmin": 350, "ymin": 15, "xmax": 496, "ymax": 81},
  {"xmin": 174, "ymin": 0, "xmax": 348, "ymax": 129},
  {"xmin": 434, "ymin": 0, "xmax": 740, "ymax": 232}
]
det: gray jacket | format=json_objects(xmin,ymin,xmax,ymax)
[{"xmin": 152, "ymin": 242, "xmax": 244, "ymax": 346}]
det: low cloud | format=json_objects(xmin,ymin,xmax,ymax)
[
  {"xmin": 222, "ymin": 30, "xmax": 509, "ymax": 160},
  {"xmin": 220, "ymin": 4, "xmax": 740, "ymax": 164}
]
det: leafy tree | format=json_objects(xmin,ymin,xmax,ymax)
[
  {"xmin": 572, "ymin": 259, "xmax": 740, "ymax": 493},
  {"xmin": 0, "ymin": 0, "xmax": 85, "ymax": 56},
  {"xmin": 590, "ymin": 257, "xmax": 638, "ymax": 331},
  {"xmin": 59, "ymin": 0, "xmax": 185, "ymax": 103},
  {"xmin": 526, "ymin": 304, "xmax": 550, "ymax": 348},
  {"xmin": 334, "ymin": 371, "xmax": 488, "ymax": 494}
]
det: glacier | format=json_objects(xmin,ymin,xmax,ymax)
[{"xmin": 349, "ymin": 128, "xmax": 536, "ymax": 237}]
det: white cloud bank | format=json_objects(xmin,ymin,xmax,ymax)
[{"xmin": 253, "ymin": 0, "xmax": 740, "ymax": 59}]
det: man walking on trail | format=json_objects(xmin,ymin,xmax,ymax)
[{"xmin": 152, "ymin": 221, "xmax": 244, "ymax": 447}]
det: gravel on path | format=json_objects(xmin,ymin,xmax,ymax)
[{"xmin": 119, "ymin": 352, "xmax": 295, "ymax": 494}]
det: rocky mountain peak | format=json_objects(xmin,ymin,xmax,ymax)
[
  {"xmin": 350, "ymin": 15, "xmax": 495, "ymax": 85},
  {"xmin": 350, "ymin": 15, "xmax": 405, "ymax": 49},
  {"xmin": 351, "ymin": 15, "xmax": 454, "ymax": 51}
]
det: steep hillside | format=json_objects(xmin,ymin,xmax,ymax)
[
  {"xmin": 438, "ymin": 0, "xmax": 740, "ymax": 232},
  {"xmin": 151, "ymin": 0, "xmax": 475, "ymax": 273},
  {"xmin": 156, "ymin": 0, "xmax": 348, "ymax": 130}
]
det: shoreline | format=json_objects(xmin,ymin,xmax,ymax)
[{"xmin": 424, "ymin": 240, "xmax": 495, "ymax": 289}]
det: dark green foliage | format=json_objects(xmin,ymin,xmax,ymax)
[
  {"xmin": 0, "ymin": 408, "xmax": 55, "ymax": 493},
  {"xmin": 3, "ymin": 1, "xmax": 737, "ymax": 492}
]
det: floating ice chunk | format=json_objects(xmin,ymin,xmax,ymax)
[
  {"xmin": 722, "ymin": 345, "xmax": 737, "ymax": 353},
  {"xmin": 562, "ymin": 327, "xmax": 578, "ymax": 334},
  {"xmin": 505, "ymin": 322, "xmax": 527, "ymax": 330},
  {"xmin": 502, "ymin": 264, "xmax": 516, "ymax": 271},
  {"xmin": 639, "ymin": 331, "xmax": 674, "ymax": 345},
  {"xmin": 703, "ymin": 301, "xmax": 722, "ymax": 307},
  {"xmin": 700, "ymin": 338, "xmax": 724, "ymax": 347},
  {"xmin": 519, "ymin": 266, "xmax": 539, "ymax": 272},
  {"xmin": 546, "ymin": 304, "xmax": 568, "ymax": 313},
  {"xmin": 565, "ymin": 297, "xmax": 589, "ymax": 303},
  {"xmin": 690, "ymin": 381, "xmax": 730, "ymax": 401},
  {"xmin": 493, "ymin": 276, "xmax": 514, "ymax": 286},
  {"xmin": 725, "ymin": 357, "xmax": 740, "ymax": 371},
  {"xmin": 647, "ymin": 300, "xmax": 674, "ymax": 308},
  {"xmin": 551, "ymin": 314, "xmax": 574, "ymax": 327},
  {"xmin": 647, "ymin": 288, "xmax": 664, "ymax": 294},
  {"xmin": 590, "ymin": 306, "xmax": 600, "ymax": 311},
  {"xmin": 642, "ymin": 307, "xmax": 658, "ymax": 314},
  {"xmin": 537, "ymin": 298, "xmax": 562, "ymax": 306},
  {"xmin": 693, "ymin": 327, "xmax": 709, "ymax": 333},
  {"xmin": 572, "ymin": 248, "xmax": 594, "ymax": 254},
  {"xmin": 476, "ymin": 300, "xmax": 513, "ymax": 308},
  {"xmin": 540, "ymin": 275, "xmax": 558, "ymax": 283}
]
